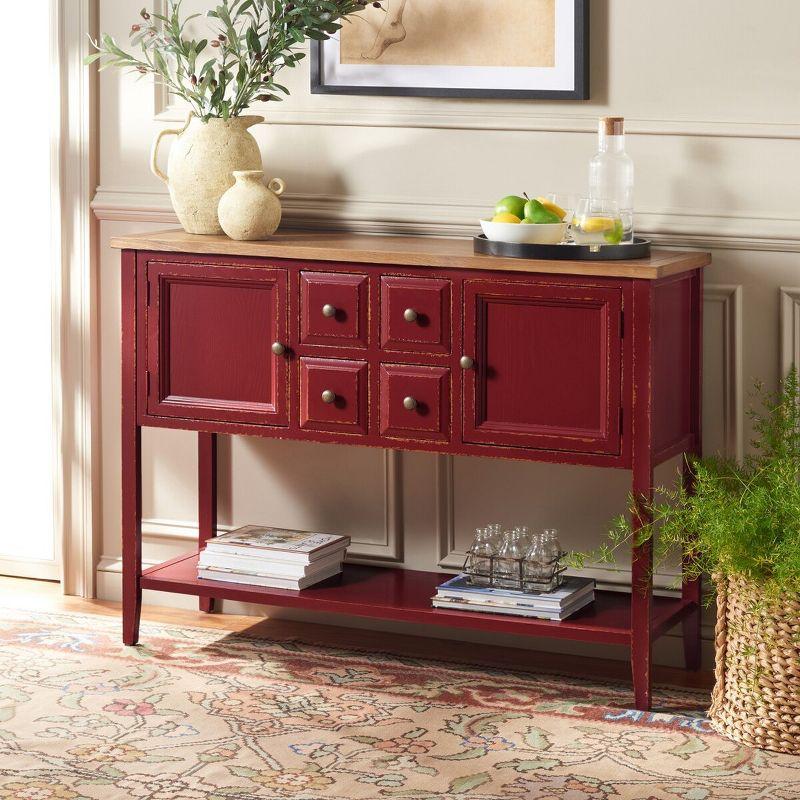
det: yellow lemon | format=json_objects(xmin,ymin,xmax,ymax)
[
  {"xmin": 581, "ymin": 216, "xmax": 616, "ymax": 233},
  {"xmin": 536, "ymin": 197, "xmax": 566, "ymax": 220},
  {"xmin": 492, "ymin": 212, "xmax": 521, "ymax": 224}
]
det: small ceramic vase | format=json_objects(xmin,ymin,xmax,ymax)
[{"xmin": 218, "ymin": 171, "xmax": 286, "ymax": 241}]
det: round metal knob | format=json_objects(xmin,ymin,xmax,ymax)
[
  {"xmin": 403, "ymin": 308, "xmax": 419, "ymax": 323},
  {"xmin": 322, "ymin": 304, "xmax": 337, "ymax": 318},
  {"xmin": 460, "ymin": 355, "xmax": 474, "ymax": 370},
  {"xmin": 321, "ymin": 389, "xmax": 336, "ymax": 404},
  {"xmin": 271, "ymin": 342, "xmax": 287, "ymax": 356},
  {"xmin": 403, "ymin": 396, "xmax": 418, "ymax": 411}
]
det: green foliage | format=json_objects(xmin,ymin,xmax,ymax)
[
  {"xmin": 86, "ymin": 0, "xmax": 370, "ymax": 120},
  {"xmin": 568, "ymin": 368, "xmax": 800, "ymax": 597}
]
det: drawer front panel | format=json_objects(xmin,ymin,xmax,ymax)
[
  {"xmin": 301, "ymin": 271, "xmax": 368, "ymax": 347},
  {"xmin": 146, "ymin": 261, "xmax": 288, "ymax": 426},
  {"xmin": 379, "ymin": 364, "xmax": 450, "ymax": 441},
  {"xmin": 300, "ymin": 357, "xmax": 369, "ymax": 435},
  {"xmin": 463, "ymin": 280, "xmax": 623, "ymax": 455},
  {"xmin": 380, "ymin": 276, "xmax": 451, "ymax": 354}
]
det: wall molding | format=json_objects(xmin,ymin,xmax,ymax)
[
  {"xmin": 704, "ymin": 284, "xmax": 744, "ymax": 463},
  {"xmin": 780, "ymin": 287, "xmax": 800, "ymax": 374},
  {"xmin": 154, "ymin": 83, "xmax": 800, "ymax": 141},
  {"xmin": 52, "ymin": 0, "xmax": 99, "ymax": 596},
  {"xmin": 98, "ymin": 449, "xmax": 402, "ymax": 573},
  {"xmin": 92, "ymin": 186, "xmax": 800, "ymax": 253}
]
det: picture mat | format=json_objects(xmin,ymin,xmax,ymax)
[
  {"xmin": 339, "ymin": 0, "xmax": 555, "ymax": 68},
  {"xmin": 323, "ymin": 0, "xmax": 575, "ymax": 91}
]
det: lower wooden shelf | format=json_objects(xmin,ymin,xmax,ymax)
[{"xmin": 141, "ymin": 552, "xmax": 696, "ymax": 646}]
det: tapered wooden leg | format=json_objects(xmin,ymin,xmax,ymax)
[
  {"xmin": 631, "ymin": 280, "xmax": 654, "ymax": 710},
  {"xmin": 198, "ymin": 432, "xmax": 218, "ymax": 613},
  {"xmin": 121, "ymin": 250, "xmax": 142, "ymax": 646},
  {"xmin": 122, "ymin": 424, "xmax": 142, "ymax": 645},
  {"xmin": 631, "ymin": 468, "xmax": 654, "ymax": 711}
]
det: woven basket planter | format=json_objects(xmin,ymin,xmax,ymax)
[{"xmin": 709, "ymin": 574, "xmax": 800, "ymax": 753}]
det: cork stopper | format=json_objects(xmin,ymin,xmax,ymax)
[{"xmin": 600, "ymin": 116, "xmax": 624, "ymax": 135}]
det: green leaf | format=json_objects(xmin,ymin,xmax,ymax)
[{"xmin": 447, "ymin": 773, "xmax": 490, "ymax": 794}]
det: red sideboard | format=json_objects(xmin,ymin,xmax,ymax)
[{"xmin": 112, "ymin": 229, "xmax": 710, "ymax": 710}]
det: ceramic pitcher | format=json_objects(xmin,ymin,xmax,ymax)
[
  {"xmin": 218, "ymin": 171, "xmax": 286, "ymax": 241},
  {"xmin": 150, "ymin": 114, "xmax": 264, "ymax": 235}
]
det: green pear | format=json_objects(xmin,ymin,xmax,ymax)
[
  {"xmin": 523, "ymin": 198, "xmax": 562, "ymax": 225},
  {"xmin": 494, "ymin": 195, "xmax": 527, "ymax": 220}
]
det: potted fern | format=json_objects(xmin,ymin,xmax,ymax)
[
  {"xmin": 87, "ymin": 1, "xmax": 370, "ymax": 234},
  {"xmin": 571, "ymin": 369, "xmax": 800, "ymax": 754}
]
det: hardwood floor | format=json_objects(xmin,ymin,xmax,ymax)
[{"xmin": 0, "ymin": 575, "xmax": 713, "ymax": 690}]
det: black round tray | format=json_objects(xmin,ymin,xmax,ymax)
[{"xmin": 474, "ymin": 235, "xmax": 651, "ymax": 261}]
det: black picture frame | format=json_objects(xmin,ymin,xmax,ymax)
[{"xmin": 311, "ymin": 0, "xmax": 588, "ymax": 100}]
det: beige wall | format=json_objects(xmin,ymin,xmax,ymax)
[{"xmin": 92, "ymin": 0, "xmax": 800, "ymax": 667}]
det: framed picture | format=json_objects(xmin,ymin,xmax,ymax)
[{"xmin": 311, "ymin": 0, "xmax": 588, "ymax": 100}]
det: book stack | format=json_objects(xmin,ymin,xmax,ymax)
[
  {"xmin": 432, "ymin": 574, "xmax": 595, "ymax": 621},
  {"xmin": 197, "ymin": 525, "xmax": 350, "ymax": 590}
]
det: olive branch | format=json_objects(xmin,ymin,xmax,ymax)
[{"xmin": 86, "ymin": 0, "xmax": 375, "ymax": 120}]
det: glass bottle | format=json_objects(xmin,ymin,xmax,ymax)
[
  {"xmin": 515, "ymin": 525, "xmax": 531, "ymax": 552},
  {"xmin": 495, "ymin": 530, "xmax": 526, "ymax": 589},
  {"xmin": 588, "ymin": 116, "xmax": 634, "ymax": 243},
  {"xmin": 486, "ymin": 523, "xmax": 504, "ymax": 553},
  {"xmin": 541, "ymin": 528, "xmax": 563, "ymax": 591},
  {"xmin": 523, "ymin": 533, "xmax": 549, "ymax": 591},
  {"xmin": 542, "ymin": 529, "xmax": 562, "ymax": 563},
  {"xmin": 468, "ymin": 528, "xmax": 495, "ymax": 586}
]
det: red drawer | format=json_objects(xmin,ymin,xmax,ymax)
[
  {"xmin": 380, "ymin": 276, "xmax": 451, "ymax": 354},
  {"xmin": 379, "ymin": 364, "xmax": 450, "ymax": 442},
  {"xmin": 301, "ymin": 272, "xmax": 368, "ymax": 347},
  {"xmin": 300, "ymin": 357, "xmax": 368, "ymax": 435}
]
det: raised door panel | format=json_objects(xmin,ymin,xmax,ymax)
[
  {"xmin": 463, "ymin": 280, "xmax": 623, "ymax": 455},
  {"xmin": 380, "ymin": 276, "xmax": 451, "ymax": 354},
  {"xmin": 300, "ymin": 271, "xmax": 369, "ymax": 348},
  {"xmin": 379, "ymin": 364, "xmax": 450, "ymax": 442},
  {"xmin": 300, "ymin": 357, "xmax": 369, "ymax": 435},
  {"xmin": 146, "ymin": 261, "xmax": 288, "ymax": 426}
]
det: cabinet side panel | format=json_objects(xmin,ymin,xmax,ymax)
[{"xmin": 652, "ymin": 274, "xmax": 694, "ymax": 458}]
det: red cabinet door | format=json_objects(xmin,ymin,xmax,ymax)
[
  {"xmin": 463, "ymin": 280, "xmax": 623, "ymax": 455},
  {"xmin": 146, "ymin": 261, "xmax": 288, "ymax": 426}
]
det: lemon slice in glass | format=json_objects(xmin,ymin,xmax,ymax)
[{"xmin": 581, "ymin": 216, "xmax": 616, "ymax": 233}]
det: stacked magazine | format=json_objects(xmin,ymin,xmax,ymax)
[
  {"xmin": 432, "ymin": 574, "xmax": 595, "ymax": 621},
  {"xmin": 197, "ymin": 525, "xmax": 350, "ymax": 590}
]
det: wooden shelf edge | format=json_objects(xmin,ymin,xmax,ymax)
[{"xmin": 138, "ymin": 551, "xmax": 692, "ymax": 647}]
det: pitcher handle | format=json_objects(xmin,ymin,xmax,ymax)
[
  {"xmin": 150, "ymin": 115, "xmax": 191, "ymax": 184},
  {"xmin": 268, "ymin": 178, "xmax": 286, "ymax": 197}
]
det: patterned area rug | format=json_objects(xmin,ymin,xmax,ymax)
[{"xmin": 0, "ymin": 608, "xmax": 797, "ymax": 799}]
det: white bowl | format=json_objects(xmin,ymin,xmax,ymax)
[{"xmin": 480, "ymin": 219, "xmax": 567, "ymax": 245}]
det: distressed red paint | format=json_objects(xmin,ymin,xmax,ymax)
[{"xmin": 120, "ymin": 243, "xmax": 708, "ymax": 710}]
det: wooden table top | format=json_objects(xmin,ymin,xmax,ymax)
[{"xmin": 111, "ymin": 229, "xmax": 710, "ymax": 280}]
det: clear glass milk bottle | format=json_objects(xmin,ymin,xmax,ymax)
[{"xmin": 588, "ymin": 116, "xmax": 634, "ymax": 243}]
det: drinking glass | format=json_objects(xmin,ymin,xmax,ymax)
[
  {"xmin": 544, "ymin": 193, "xmax": 576, "ymax": 223},
  {"xmin": 570, "ymin": 197, "xmax": 623, "ymax": 246}
]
